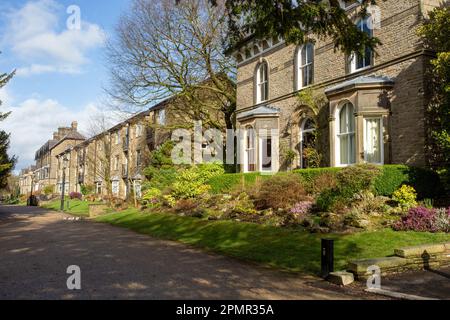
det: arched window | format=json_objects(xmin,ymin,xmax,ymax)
[
  {"xmin": 299, "ymin": 118, "xmax": 317, "ymax": 168},
  {"xmin": 245, "ymin": 126, "xmax": 256, "ymax": 172},
  {"xmin": 256, "ymin": 62, "xmax": 268, "ymax": 103},
  {"xmin": 338, "ymin": 103, "xmax": 356, "ymax": 165},
  {"xmin": 297, "ymin": 43, "xmax": 314, "ymax": 89},
  {"xmin": 350, "ymin": 17, "xmax": 373, "ymax": 73}
]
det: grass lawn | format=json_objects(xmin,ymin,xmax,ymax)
[
  {"xmin": 41, "ymin": 199, "xmax": 94, "ymax": 217},
  {"xmin": 96, "ymin": 210, "xmax": 450, "ymax": 275}
]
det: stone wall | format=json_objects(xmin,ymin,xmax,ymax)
[{"xmin": 348, "ymin": 242, "xmax": 450, "ymax": 280}]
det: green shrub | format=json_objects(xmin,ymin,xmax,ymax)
[
  {"xmin": 373, "ymin": 165, "xmax": 441, "ymax": 199},
  {"xmin": 302, "ymin": 147, "xmax": 322, "ymax": 168},
  {"xmin": 294, "ymin": 167, "xmax": 341, "ymax": 184},
  {"xmin": 336, "ymin": 164, "xmax": 382, "ymax": 198},
  {"xmin": 80, "ymin": 184, "xmax": 94, "ymax": 196},
  {"xmin": 315, "ymin": 189, "xmax": 338, "ymax": 213},
  {"xmin": 43, "ymin": 185, "xmax": 55, "ymax": 196},
  {"xmin": 142, "ymin": 187, "xmax": 163, "ymax": 207},
  {"xmin": 143, "ymin": 166, "xmax": 178, "ymax": 191},
  {"xmin": 148, "ymin": 140, "xmax": 175, "ymax": 168},
  {"xmin": 316, "ymin": 165, "xmax": 382, "ymax": 211},
  {"xmin": 208, "ymin": 172, "xmax": 266, "ymax": 194},
  {"xmin": 253, "ymin": 174, "xmax": 309, "ymax": 210},
  {"xmin": 208, "ymin": 165, "xmax": 442, "ymax": 199},
  {"xmin": 172, "ymin": 163, "xmax": 225, "ymax": 199},
  {"xmin": 309, "ymin": 172, "xmax": 338, "ymax": 195}
]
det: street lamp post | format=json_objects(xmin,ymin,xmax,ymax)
[
  {"xmin": 29, "ymin": 176, "xmax": 34, "ymax": 206},
  {"xmin": 60, "ymin": 156, "xmax": 69, "ymax": 211}
]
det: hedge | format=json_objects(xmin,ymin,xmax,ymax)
[
  {"xmin": 373, "ymin": 165, "xmax": 441, "ymax": 199},
  {"xmin": 208, "ymin": 165, "xmax": 442, "ymax": 199},
  {"xmin": 208, "ymin": 172, "xmax": 266, "ymax": 194}
]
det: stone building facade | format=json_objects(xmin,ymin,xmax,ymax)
[
  {"xmin": 231, "ymin": 0, "xmax": 447, "ymax": 173},
  {"xmin": 19, "ymin": 77, "xmax": 228, "ymax": 200},
  {"xmin": 53, "ymin": 101, "xmax": 170, "ymax": 200},
  {"xmin": 26, "ymin": 122, "xmax": 86, "ymax": 193},
  {"xmin": 18, "ymin": 166, "xmax": 35, "ymax": 196}
]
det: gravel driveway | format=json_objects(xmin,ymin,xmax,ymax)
[{"xmin": 0, "ymin": 205, "xmax": 375, "ymax": 300}]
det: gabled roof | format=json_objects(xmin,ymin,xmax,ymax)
[
  {"xmin": 237, "ymin": 105, "xmax": 280, "ymax": 120},
  {"xmin": 325, "ymin": 76, "xmax": 394, "ymax": 95},
  {"xmin": 51, "ymin": 132, "xmax": 86, "ymax": 151}
]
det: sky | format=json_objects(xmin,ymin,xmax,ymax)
[{"xmin": 0, "ymin": 0, "xmax": 132, "ymax": 172}]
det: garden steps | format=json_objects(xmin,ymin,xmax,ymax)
[{"xmin": 347, "ymin": 242, "xmax": 450, "ymax": 280}]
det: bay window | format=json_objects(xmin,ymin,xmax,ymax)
[{"xmin": 337, "ymin": 103, "xmax": 356, "ymax": 166}]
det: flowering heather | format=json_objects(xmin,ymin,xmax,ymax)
[
  {"xmin": 393, "ymin": 206, "xmax": 450, "ymax": 233},
  {"xmin": 434, "ymin": 208, "xmax": 450, "ymax": 233},
  {"xmin": 290, "ymin": 201, "xmax": 313, "ymax": 216},
  {"xmin": 69, "ymin": 192, "xmax": 82, "ymax": 200}
]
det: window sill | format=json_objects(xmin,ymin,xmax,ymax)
[{"xmin": 350, "ymin": 65, "xmax": 372, "ymax": 74}]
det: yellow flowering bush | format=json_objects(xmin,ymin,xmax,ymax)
[{"xmin": 392, "ymin": 185, "xmax": 417, "ymax": 209}]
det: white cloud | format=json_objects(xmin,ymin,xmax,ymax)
[
  {"xmin": 2, "ymin": 0, "xmax": 106, "ymax": 76},
  {"xmin": 1, "ymin": 97, "xmax": 101, "ymax": 171},
  {"xmin": 16, "ymin": 64, "xmax": 82, "ymax": 77},
  {"xmin": 0, "ymin": 87, "xmax": 14, "ymax": 107}
]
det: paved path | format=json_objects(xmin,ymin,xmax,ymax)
[
  {"xmin": 380, "ymin": 267, "xmax": 450, "ymax": 300},
  {"xmin": 0, "ymin": 205, "xmax": 375, "ymax": 300}
]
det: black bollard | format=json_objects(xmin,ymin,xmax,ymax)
[{"xmin": 321, "ymin": 239, "xmax": 334, "ymax": 278}]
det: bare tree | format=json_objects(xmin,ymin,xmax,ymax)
[
  {"xmin": 84, "ymin": 110, "xmax": 115, "ymax": 201},
  {"xmin": 106, "ymin": 0, "xmax": 236, "ymax": 130}
]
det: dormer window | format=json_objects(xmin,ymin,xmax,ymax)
[
  {"xmin": 255, "ymin": 61, "xmax": 269, "ymax": 103},
  {"xmin": 349, "ymin": 17, "xmax": 373, "ymax": 73},
  {"xmin": 297, "ymin": 43, "xmax": 314, "ymax": 90}
]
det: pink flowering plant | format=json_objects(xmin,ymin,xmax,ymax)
[
  {"xmin": 290, "ymin": 201, "xmax": 313, "ymax": 218},
  {"xmin": 69, "ymin": 192, "xmax": 82, "ymax": 200},
  {"xmin": 393, "ymin": 206, "xmax": 450, "ymax": 233}
]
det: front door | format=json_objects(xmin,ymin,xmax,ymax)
[{"xmin": 260, "ymin": 137, "xmax": 272, "ymax": 172}]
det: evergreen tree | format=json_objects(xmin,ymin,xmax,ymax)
[
  {"xmin": 418, "ymin": 7, "xmax": 450, "ymax": 168},
  {"xmin": 181, "ymin": 0, "xmax": 382, "ymax": 54},
  {"xmin": 0, "ymin": 55, "xmax": 16, "ymax": 189}
]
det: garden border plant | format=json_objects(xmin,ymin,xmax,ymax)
[{"xmin": 207, "ymin": 165, "xmax": 442, "ymax": 200}]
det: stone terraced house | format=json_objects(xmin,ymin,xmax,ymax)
[
  {"xmin": 231, "ymin": 0, "xmax": 447, "ymax": 173},
  {"xmin": 20, "ymin": 82, "xmax": 227, "ymax": 200},
  {"xmin": 21, "ymin": 122, "xmax": 86, "ymax": 194},
  {"xmin": 53, "ymin": 102, "xmax": 170, "ymax": 200}
]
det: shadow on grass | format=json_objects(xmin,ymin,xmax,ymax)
[{"xmin": 97, "ymin": 211, "xmax": 450, "ymax": 275}]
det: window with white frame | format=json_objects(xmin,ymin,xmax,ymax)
[
  {"xmin": 260, "ymin": 136, "xmax": 273, "ymax": 172},
  {"xmin": 297, "ymin": 43, "xmax": 314, "ymax": 89},
  {"xmin": 337, "ymin": 103, "xmax": 356, "ymax": 165},
  {"xmin": 114, "ymin": 155, "xmax": 119, "ymax": 171},
  {"xmin": 256, "ymin": 62, "xmax": 269, "ymax": 103},
  {"xmin": 96, "ymin": 182, "xmax": 102, "ymax": 194},
  {"xmin": 135, "ymin": 124, "xmax": 143, "ymax": 137},
  {"xmin": 112, "ymin": 180, "xmax": 119, "ymax": 195},
  {"xmin": 158, "ymin": 109, "xmax": 166, "ymax": 125},
  {"xmin": 136, "ymin": 149, "xmax": 142, "ymax": 167},
  {"xmin": 115, "ymin": 131, "xmax": 120, "ymax": 144},
  {"xmin": 349, "ymin": 17, "xmax": 373, "ymax": 73},
  {"xmin": 134, "ymin": 180, "xmax": 142, "ymax": 199},
  {"xmin": 245, "ymin": 126, "xmax": 256, "ymax": 172},
  {"xmin": 364, "ymin": 117, "xmax": 383, "ymax": 164}
]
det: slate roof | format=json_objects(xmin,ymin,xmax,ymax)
[
  {"xmin": 237, "ymin": 105, "xmax": 280, "ymax": 120},
  {"xmin": 325, "ymin": 76, "xmax": 394, "ymax": 95}
]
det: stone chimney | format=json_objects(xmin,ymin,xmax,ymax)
[{"xmin": 71, "ymin": 121, "xmax": 78, "ymax": 131}]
